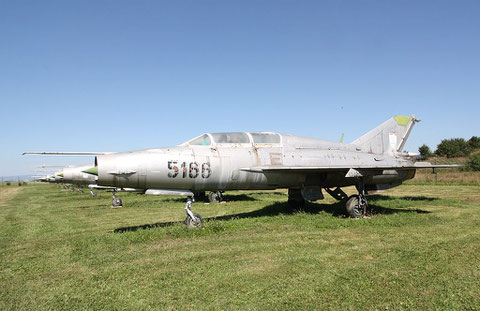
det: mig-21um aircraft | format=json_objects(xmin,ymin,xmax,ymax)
[{"xmin": 72, "ymin": 115, "xmax": 459, "ymax": 227}]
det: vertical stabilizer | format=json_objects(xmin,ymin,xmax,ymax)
[{"xmin": 352, "ymin": 115, "xmax": 420, "ymax": 155}]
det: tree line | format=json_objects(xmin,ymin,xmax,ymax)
[{"xmin": 418, "ymin": 136, "xmax": 480, "ymax": 171}]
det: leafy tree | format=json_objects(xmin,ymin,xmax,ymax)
[
  {"xmin": 418, "ymin": 144, "xmax": 432, "ymax": 160},
  {"xmin": 435, "ymin": 138, "xmax": 471, "ymax": 158},
  {"xmin": 468, "ymin": 136, "xmax": 480, "ymax": 149},
  {"xmin": 466, "ymin": 154, "xmax": 480, "ymax": 171}
]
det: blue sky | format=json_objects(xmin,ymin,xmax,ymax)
[{"xmin": 1, "ymin": 0, "xmax": 479, "ymax": 176}]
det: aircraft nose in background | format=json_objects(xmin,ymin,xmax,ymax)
[{"xmin": 82, "ymin": 166, "xmax": 98, "ymax": 176}]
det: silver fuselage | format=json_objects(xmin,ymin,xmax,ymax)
[
  {"xmin": 95, "ymin": 134, "xmax": 415, "ymax": 192},
  {"xmin": 50, "ymin": 165, "xmax": 97, "ymax": 186}
]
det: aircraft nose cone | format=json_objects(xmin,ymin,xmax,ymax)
[{"xmin": 82, "ymin": 166, "xmax": 98, "ymax": 176}]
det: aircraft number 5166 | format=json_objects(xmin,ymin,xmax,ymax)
[{"xmin": 168, "ymin": 161, "xmax": 211, "ymax": 179}]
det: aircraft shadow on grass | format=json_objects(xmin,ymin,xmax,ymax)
[{"xmin": 113, "ymin": 194, "xmax": 433, "ymax": 233}]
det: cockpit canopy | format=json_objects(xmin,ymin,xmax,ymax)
[
  {"xmin": 188, "ymin": 134, "xmax": 212, "ymax": 146},
  {"xmin": 184, "ymin": 132, "xmax": 281, "ymax": 146}
]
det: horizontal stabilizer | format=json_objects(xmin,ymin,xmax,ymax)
[{"xmin": 412, "ymin": 162, "xmax": 463, "ymax": 169}]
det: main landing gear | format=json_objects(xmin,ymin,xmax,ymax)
[
  {"xmin": 111, "ymin": 190, "xmax": 123, "ymax": 208},
  {"xmin": 345, "ymin": 180, "xmax": 369, "ymax": 218},
  {"xmin": 208, "ymin": 191, "xmax": 223, "ymax": 203},
  {"xmin": 287, "ymin": 188, "xmax": 305, "ymax": 209},
  {"xmin": 345, "ymin": 194, "xmax": 368, "ymax": 218},
  {"xmin": 184, "ymin": 197, "xmax": 204, "ymax": 228}
]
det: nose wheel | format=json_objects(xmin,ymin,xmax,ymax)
[
  {"xmin": 184, "ymin": 197, "xmax": 204, "ymax": 228},
  {"xmin": 112, "ymin": 190, "xmax": 123, "ymax": 208}
]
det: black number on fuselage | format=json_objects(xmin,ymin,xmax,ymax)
[
  {"xmin": 189, "ymin": 162, "xmax": 199, "ymax": 178},
  {"xmin": 167, "ymin": 161, "xmax": 179, "ymax": 178},
  {"xmin": 167, "ymin": 161, "xmax": 211, "ymax": 179},
  {"xmin": 202, "ymin": 162, "xmax": 211, "ymax": 178},
  {"xmin": 181, "ymin": 162, "xmax": 187, "ymax": 178}
]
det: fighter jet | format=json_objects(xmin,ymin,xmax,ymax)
[
  {"xmin": 27, "ymin": 163, "xmax": 143, "ymax": 198},
  {"xmin": 76, "ymin": 115, "xmax": 459, "ymax": 227},
  {"xmin": 30, "ymin": 164, "xmax": 98, "ymax": 194}
]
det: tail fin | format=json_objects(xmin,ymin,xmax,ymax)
[{"xmin": 352, "ymin": 115, "xmax": 420, "ymax": 155}]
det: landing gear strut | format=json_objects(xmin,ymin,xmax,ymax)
[
  {"xmin": 345, "ymin": 179, "xmax": 368, "ymax": 218},
  {"xmin": 184, "ymin": 197, "xmax": 204, "ymax": 228},
  {"xmin": 112, "ymin": 190, "xmax": 123, "ymax": 208},
  {"xmin": 287, "ymin": 188, "xmax": 305, "ymax": 209}
]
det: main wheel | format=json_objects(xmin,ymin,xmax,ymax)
[
  {"xmin": 345, "ymin": 195, "xmax": 365, "ymax": 218},
  {"xmin": 208, "ymin": 191, "xmax": 222, "ymax": 203},
  {"xmin": 185, "ymin": 213, "xmax": 204, "ymax": 228}
]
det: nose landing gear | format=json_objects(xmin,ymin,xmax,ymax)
[
  {"xmin": 184, "ymin": 197, "xmax": 204, "ymax": 228},
  {"xmin": 112, "ymin": 190, "xmax": 123, "ymax": 208}
]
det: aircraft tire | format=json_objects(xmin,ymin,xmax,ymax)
[
  {"xmin": 112, "ymin": 197, "xmax": 123, "ymax": 208},
  {"xmin": 208, "ymin": 191, "xmax": 222, "ymax": 203},
  {"xmin": 185, "ymin": 213, "xmax": 204, "ymax": 228},
  {"xmin": 346, "ymin": 195, "xmax": 365, "ymax": 218}
]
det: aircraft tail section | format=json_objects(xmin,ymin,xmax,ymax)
[{"xmin": 352, "ymin": 115, "xmax": 420, "ymax": 155}]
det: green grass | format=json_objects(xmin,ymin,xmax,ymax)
[{"xmin": 1, "ymin": 184, "xmax": 480, "ymax": 310}]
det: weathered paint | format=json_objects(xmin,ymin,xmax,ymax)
[{"xmin": 92, "ymin": 116, "xmax": 427, "ymax": 198}]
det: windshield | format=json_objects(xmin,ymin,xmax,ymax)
[
  {"xmin": 211, "ymin": 132, "xmax": 250, "ymax": 144},
  {"xmin": 188, "ymin": 134, "xmax": 211, "ymax": 146}
]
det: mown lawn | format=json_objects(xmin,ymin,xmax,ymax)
[{"xmin": 1, "ymin": 184, "xmax": 479, "ymax": 310}]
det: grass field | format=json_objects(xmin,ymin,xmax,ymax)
[{"xmin": 1, "ymin": 184, "xmax": 480, "ymax": 310}]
